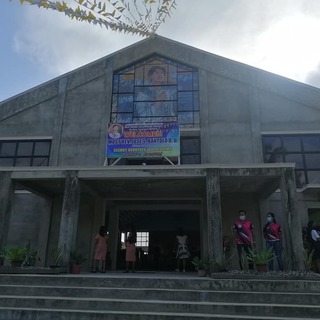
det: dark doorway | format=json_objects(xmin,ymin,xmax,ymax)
[{"xmin": 116, "ymin": 210, "xmax": 200, "ymax": 271}]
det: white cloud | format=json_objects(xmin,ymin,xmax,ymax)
[
  {"xmin": 306, "ymin": 64, "xmax": 320, "ymax": 88},
  {"xmin": 11, "ymin": 0, "xmax": 320, "ymax": 88},
  {"xmin": 13, "ymin": 6, "xmax": 141, "ymax": 76}
]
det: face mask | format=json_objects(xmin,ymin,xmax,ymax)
[
  {"xmin": 267, "ymin": 216, "xmax": 273, "ymax": 223},
  {"xmin": 239, "ymin": 216, "xmax": 245, "ymax": 221}
]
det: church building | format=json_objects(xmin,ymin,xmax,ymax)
[{"xmin": 1, "ymin": 35, "xmax": 319, "ymax": 271}]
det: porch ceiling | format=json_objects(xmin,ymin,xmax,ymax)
[{"xmin": 9, "ymin": 164, "xmax": 288, "ymax": 199}]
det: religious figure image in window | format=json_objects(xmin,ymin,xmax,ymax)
[
  {"xmin": 108, "ymin": 123, "xmax": 123, "ymax": 139},
  {"xmin": 134, "ymin": 65, "xmax": 177, "ymax": 122}
]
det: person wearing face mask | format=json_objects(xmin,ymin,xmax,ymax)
[
  {"xmin": 233, "ymin": 210, "xmax": 254, "ymax": 270},
  {"xmin": 263, "ymin": 212, "xmax": 283, "ymax": 271}
]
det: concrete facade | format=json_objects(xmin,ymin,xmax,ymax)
[{"xmin": 1, "ymin": 35, "xmax": 320, "ymax": 271}]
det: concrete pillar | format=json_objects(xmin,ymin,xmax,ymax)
[
  {"xmin": 280, "ymin": 168, "xmax": 305, "ymax": 271},
  {"xmin": 200, "ymin": 202, "xmax": 208, "ymax": 258},
  {"xmin": 58, "ymin": 171, "xmax": 81, "ymax": 266},
  {"xmin": 206, "ymin": 169, "xmax": 223, "ymax": 272},
  {"xmin": 258, "ymin": 198, "xmax": 270, "ymax": 249},
  {"xmin": 0, "ymin": 172, "xmax": 14, "ymax": 250},
  {"xmin": 108, "ymin": 207, "xmax": 119, "ymax": 270}
]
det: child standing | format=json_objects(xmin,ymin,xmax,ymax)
[
  {"xmin": 175, "ymin": 228, "xmax": 190, "ymax": 272},
  {"xmin": 92, "ymin": 226, "xmax": 108, "ymax": 273},
  {"xmin": 124, "ymin": 230, "xmax": 137, "ymax": 273}
]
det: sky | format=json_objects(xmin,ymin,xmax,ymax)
[{"xmin": 1, "ymin": 0, "xmax": 320, "ymax": 102}]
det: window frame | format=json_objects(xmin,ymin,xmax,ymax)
[
  {"xmin": 262, "ymin": 134, "xmax": 320, "ymax": 187},
  {"xmin": 0, "ymin": 139, "xmax": 51, "ymax": 167}
]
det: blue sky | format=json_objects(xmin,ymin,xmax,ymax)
[
  {"xmin": 0, "ymin": 2, "xmax": 51, "ymax": 101},
  {"xmin": 2, "ymin": 0, "xmax": 320, "ymax": 102}
]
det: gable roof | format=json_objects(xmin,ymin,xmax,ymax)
[{"xmin": 1, "ymin": 34, "xmax": 320, "ymax": 121}]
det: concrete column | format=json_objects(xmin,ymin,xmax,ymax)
[
  {"xmin": 0, "ymin": 172, "xmax": 14, "ymax": 249},
  {"xmin": 280, "ymin": 168, "xmax": 305, "ymax": 271},
  {"xmin": 206, "ymin": 169, "xmax": 223, "ymax": 273},
  {"xmin": 58, "ymin": 171, "xmax": 81, "ymax": 266},
  {"xmin": 200, "ymin": 202, "xmax": 208, "ymax": 258},
  {"xmin": 258, "ymin": 198, "xmax": 270, "ymax": 249},
  {"xmin": 108, "ymin": 207, "xmax": 119, "ymax": 270}
]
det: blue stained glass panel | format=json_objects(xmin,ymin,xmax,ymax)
[
  {"xmin": 178, "ymin": 92, "xmax": 193, "ymax": 111},
  {"xmin": 118, "ymin": 94, "xmax": 133, "ymax": 112},
  {"xmin": 117, "ymin": 113, "xmax": 132, "ymax": 123},
  {"xmin": 178, "ymin": 72, "xmax": 192, "ymax": 91},
  {"xmin": 194, "ymin": 112, "xmax": 200, "ymax": 124},
  {"xmin": 193, "ymin": 92, "xmax": 199, "ymax": 110},
  {"xmin": 178, "ymin": 112, "xmax": 193, "ymax": 124},
  {"xmin": 119, "ymin": 74, "xmax": 134, "ymax": 93},
  {"xmin": 193, "ymin": 72, "xmax": 199, "ymax": 90}
]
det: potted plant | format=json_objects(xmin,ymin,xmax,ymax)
[
  {"xmin": 24, "ymin": 242, "xmax": 40, "ymax": 267},
  {"xmin": 191, "ymin": 256, "xmax": 209, "ymax": 277},
  {"xmin": 248, "ymin": 247, "xmax": 274, "ymax": 272},
  {"xmin": 70, "ymin": 250, "xmax": 87, "ymax": 274},
  {"xmin": 5, "ymin": 246, "xmax": 28, "ymax": 268}
]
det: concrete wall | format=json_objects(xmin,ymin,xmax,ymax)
[
  {"xmin": 259, "ymin": 91, "xmax": 320, "ymax": 132},
  {"xmin": 204, "ymin": 74, "xmax": 254, "ymax": 163},
  {"xmin": 0, "ymin": 99, "xmax": 57, "ymax": 137},
  {"xmin": 6, "ymin": 192, "xmax": 51, "ymax": 266},
  {"xmin": 58, "ymin": 78, "xmax": 107, "ymax": 166}
]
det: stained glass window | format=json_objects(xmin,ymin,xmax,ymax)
[{"xmin": 111, "ymin": 56, "xmax": 199, "ymax": 127}]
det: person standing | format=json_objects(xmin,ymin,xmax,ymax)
[
  {"xmin": 92, "ymin": 225, "xmax": 108, "ymax": 273},
  {"xmin": 124, "ymin": 228, "xmax": 137, "ymax": 273},
  {"xmin": 175, "ymin": 228, "xmax": 190, "ymax": 272},
  {"xmin": 263, "ymin": 212, "xmax": 284, "ymax": 271},
  {"xmin": 311, "ymin": 223, "xmax": 320, "ymax": 273},
  {"xmin": 233, "ymin": 210, "xmax": 254, "ymax": 270}
]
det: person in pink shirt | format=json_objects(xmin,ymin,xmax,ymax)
[
  {"xmin": 233, "ymin": 210, "xmax": 254, "ymax": 270},
  {"xmin": 124, "ymin": 228, "xmax": 137, "ymax": 273},
  {"xmin": 92, "ymin": 225, "xmax": 108, "ymax": 273},
  {"xmin": 263, "ymin": 212, "xmax": 283, "ymax": 271}
]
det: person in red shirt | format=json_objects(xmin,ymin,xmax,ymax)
[
  {"xmin": 263, "ymin": 212, "xmax": 283, "ymax": 271},
  {"xmin": 233, "ymin": 210, "xmax": 254, "ymax": 270}
]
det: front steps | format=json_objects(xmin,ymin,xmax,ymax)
[{"xmin": 0, "ymin": 273, "xmax": 319, "ymax": 319}]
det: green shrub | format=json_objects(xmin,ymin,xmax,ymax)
[
  {"xmin": 248, "ymin": 248, "xmax": 274, "ymax": 266},
  {"xmin": 191, "ymin": 256, "xmax": 210, "ymax": 270}
]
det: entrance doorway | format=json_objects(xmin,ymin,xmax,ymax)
[{"xmin": 114, "ymin": 210, "xmax": 200, "ymax": 271}]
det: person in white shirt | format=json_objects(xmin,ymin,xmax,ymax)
[
  {"xmin": 311, "ymin": 223, "xmax": 320, "ymax": 273},
  {"xmin": 175, "ymin": 228, "xmax": 190, "ymax": 272}
]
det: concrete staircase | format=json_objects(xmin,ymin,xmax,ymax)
[{"xmin": 0, "ymin": 272, "xmax": 319, "ymax": 319}]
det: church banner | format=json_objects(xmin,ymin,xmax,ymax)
[{"xmin": 107, "ymin": 122, "xmax": 180, "ymax": 159}]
